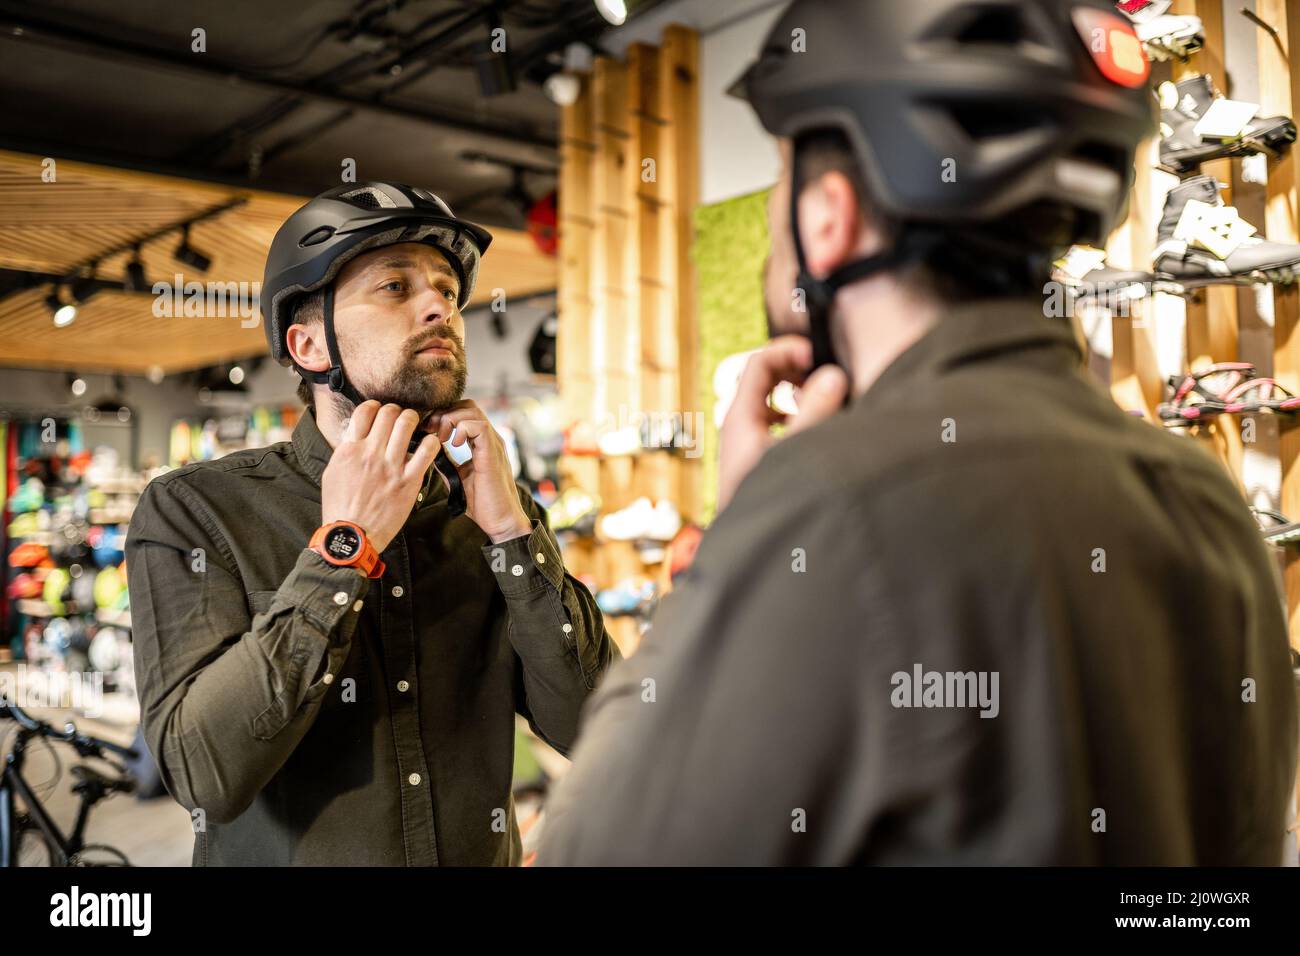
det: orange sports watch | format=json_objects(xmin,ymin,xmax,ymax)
[{"xmin": 309, "ymin": 521, "xmax": 385, "ymax": 578}]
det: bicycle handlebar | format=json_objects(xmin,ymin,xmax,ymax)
[{"xmin": 1, "ymin": 701, "xmax": 139, "ymax": 761}]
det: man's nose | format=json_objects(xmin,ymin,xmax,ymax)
[{"xmin": 414, "ymin": 285, "xmax": 453, "ymax": 325}]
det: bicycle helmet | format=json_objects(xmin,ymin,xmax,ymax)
[
  {"xmin": 262, "ymin": 182, "xmax": 494, "ymax": 516},
  {"xmin": 729, "ymin": 0, "xmax": 1154, "ymax": 369}
]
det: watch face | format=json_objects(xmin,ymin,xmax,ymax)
[{"xmin": 323, "ymin": 525, "xmax": 363, "ymax": 562}]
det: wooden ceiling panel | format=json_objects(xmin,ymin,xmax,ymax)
[{"xmin": 0, "ymin": 150, "xmax": 556, "ymax": 375}]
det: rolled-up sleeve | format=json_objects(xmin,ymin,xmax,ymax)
[
  {"xmin": 127, "ymin": 477, "xmax": 370, "ymax": 825},
  {"xmin": 480, "ymin": 490, "xmax": 617, "ymax": 755}
]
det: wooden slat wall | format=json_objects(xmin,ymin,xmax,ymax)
[
  {"xmin": 1258, "ymin": 0, "xmax": 1300, "ymax": 655},
  {"xmin": 556, "ymin": 26, "xmax": 699, "ymax": 657},
  {"xmin": 0, "ymin": 151, "xmax": 556, "ymax": 374}
]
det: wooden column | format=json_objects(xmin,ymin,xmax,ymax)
[
  {"xmin": 555, "ymin": 26, "xmax": 700, "ymax": 656},
  {"xmin": 1258, "ymin": 0, "xmax": 1300, "ymax": 652}
]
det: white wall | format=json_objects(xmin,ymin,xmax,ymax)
[{"xmin": 603, "ymin": 0, "xmax": 785, "ymax": 204}]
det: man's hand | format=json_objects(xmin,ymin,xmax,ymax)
[
  {"xmin": 321, "ymin": 401, "xmax": 440, "ymax": 552},
  {"xmin": 717, "ymin": 336, "xmax": 849, "ymax": 512},
  {"xmin": 426, "ymin": 400, "xmax": 532, "ymax": 544}
]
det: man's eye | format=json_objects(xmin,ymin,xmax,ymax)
[
  {"xmin": 442, "ymin": 287, "xmax": 458, "ymax": 301},
  {"xmin": 381, "ymin": 280, "xmax": 405, "ymax": 292}
]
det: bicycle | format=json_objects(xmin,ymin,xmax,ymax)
[{"xmin": 1, "ymin": 701, "xmax": 138, "ymax": 866}]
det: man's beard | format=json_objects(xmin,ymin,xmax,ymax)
[{"xmin": 329, "ymin": 330, "xmax": 468, "ymax": 419}]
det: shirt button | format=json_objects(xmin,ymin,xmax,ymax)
[
  {"xmin": 408, "ymin": 773, "xmax": 421, "ymax": 786},
  {"xmin": 322, "ymin": 673, "xmax": 334, "ymax": 685},
  {"xmin": 511, "ymin": 564, "xmax": 523, "ymax": 577},
  {"xmin": 397, "ymin": 680, "xmax": 410, "ymax": 693},
  {"xmin": 536, "ymin": 552, "xmax": 546, "ymax": 564},
  {"xmin": 391, "ymin": 585, "xmax": 404, "ymax": 598},
  {"xmin": 352, "ymin": 599, "xmax": 364, "ymax": 612},
  {"xmin": 562, "ymin": 623, "xmax": 573, "ymax": 634},
  {"xmin": 332, "ymin": 591, "xmax": 348, "ymax": 606}
]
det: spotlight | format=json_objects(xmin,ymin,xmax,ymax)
[
  {"xmin": 70, "ymin": 377, "xmax": 87, "ymax": 397},
  {"xmin": 228, "ymin": 364, "xmax": 245, "ymax": 385},
  {"xmin": 594, "ymin": 0, "xmax": 627, "ymax": 26},
  {"xmin": 47, "ymin": 288, "xmax": 77, "ymax": 327},
  {"xmin": 174, "ymin": 226, "xmax": 212, "ymax": 272},
  {"xmin": 544, "ymin": 72, "xmax": 581, "ymax": 106},
  {"xmin": 124, "ymin": 248, "xmax": 148, "ymax": 292}
]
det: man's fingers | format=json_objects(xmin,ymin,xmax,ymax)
[
  {"xmin": 732, "ymin": 336, "xmax": 813, "ymax": 425},
  {"xmin": 385, "ymin": 408, "xmax": 422, "ymax": 463},
  {"xmin": 366, "ymin": 403, "xmax": 403, "ymax": 450},
  {"xmin": 345, "ymin": 400, "xmax": 381, "ymax": 441},
  {"xmin": 786, "ymin": 365, "xmax": 849, "ymax": 435},
  {"xmin": 434, "ymin": 403, "xmax": 487, "ymax": 442},
  {"xmin": 403, "ymin": 433, "xmax": 440, "ymax": 482}
]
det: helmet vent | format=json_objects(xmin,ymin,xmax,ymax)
[
  {"xmin": 952, "ymin": 6, "xmax": 1028, "ymax": 46},
  {"xmin": 339, "ymin": 186, "xmax": 397, "ymax": 210},
  {"xmin": 947, "ymin": 102, "xmax": 1055, "ymax": 141}
]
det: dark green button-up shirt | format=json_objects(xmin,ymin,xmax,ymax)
[
  {"xmin": 127, "ymin": 408, "xmax": 616, "ymax": 866},
  {"xmin": 539, "ymin": 298, "xmax": 1298, "ymax": 865}
]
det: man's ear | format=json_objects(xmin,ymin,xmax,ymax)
[
  {"xmin": 797, "ymin": 169, "xmax": 874, "ymax": 278},
  {"xmin": 285, "ymin": 323, "xmax": 329, "ymax": 373}
]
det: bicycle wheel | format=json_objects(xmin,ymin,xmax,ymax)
[{"xmin": 14, "ymin": 819, "xmax": 56, "ymax": 866}]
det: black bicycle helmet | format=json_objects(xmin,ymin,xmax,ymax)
[
  {"xmin": 262, "ymin": 181, "xmax": 493, "ymax": 516},
  {"xmin": 263, "ymin": 181, "xmax": 492, "ymax": 374},
  {"xmin": 729, "ymin": 0, "xmax": 1155, "ymax": 369}
]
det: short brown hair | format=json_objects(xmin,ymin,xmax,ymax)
[
  {"xmin": 290, "ymin": 289, "xmax": 326, "ymax": 408},
  {"xmin": 792, "ymin": 129, "xmax": 1043, "ymax": 300}
]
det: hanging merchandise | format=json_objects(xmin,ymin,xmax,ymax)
[
  {"xmin": 8, "ymin": 476, "xmax": 45, "ymax": 513},
  {"xmin": 1157, "ymin": 75, "xmax": 1296, "ymax": 176},
  {"xmin": 169, "ymin": 419, "xmax": 191, "ymax": 466},
  {"xmin": 1152, "ymin": 176, "xmax": 1300, "ymax": 285},
  {"xmin": 42, "ymin": 566, "xmax": 73, "ymax": 615},
  {"xmin": 93, "ymin": 563, "xmax": 128, "ymax": 610}
]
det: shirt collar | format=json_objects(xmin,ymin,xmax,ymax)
[
  {"xmin": 858, "ymin": 297, "xmax": 1082, "ymax": 403},
  {"xmin": 291, "ymin": 407, "xmax": 444, "ymax": 509}
]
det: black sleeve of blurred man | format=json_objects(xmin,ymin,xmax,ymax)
[{"xmin": 536, "ymin": 411, "xmax": 1298, "ymax": 865}]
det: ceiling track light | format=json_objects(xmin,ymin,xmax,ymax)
[
  {"xmin": 70, "ymin": 263, "xmax": 99, "ymax": 304},
  {"xmin": 174, "ymin": 225, "xmax": 212, "ymax": 273},
  {"xmin": 124, "ymin": 247, "xmax": 148, "ymax": 293},
  {"xmin": 46, "ymin": 285, "xmax": 77, "ymax": 327},
  {"xmin": 595, "ymin": 0, "xmax": 628, "ymax": 26}
]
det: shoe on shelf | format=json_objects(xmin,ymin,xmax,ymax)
[
  {"xmin": 1117, "ymin": 0, "xmax": 1203, "ymax": 61},
  {"xmin": 1053, "ymin": 245, "xmax": 1161, "ymax": 309},
  {"xmin": 595, "ymin": 577, "xmax": 657, "ymax": 617},
  {"xmin": 597, "ymin": 426, "xmax": 640, "ymax": 457},
  {"xmin": 1254, "ymin": 509, "xmax": 1300, "ymax": 546},
  {"xmin": 547, "ymin": 487, "xmax": 601, "ymax": 537},
  {"xmin": 1153, "ymin": 175, "xmax": 1300, "ymax": 286},
  {"xmin": 1158, "ymin": 75, "xmax": 1296, "ymax": 176},
  {"xmin": 1158, "ymin": 362, "xmax": 1300, "ymax": 426},
  {"xmin": 600, "ymin": 497, "xmax": 682, "ymax": 542}
]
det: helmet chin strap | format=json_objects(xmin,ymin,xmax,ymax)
[
  {"xmin": 297, "ymin": 284, "xmax": 467, "ymax": 518},
  {"xmin": 788, "ymin": 176, "xmax": 940, "ymax": 381}
]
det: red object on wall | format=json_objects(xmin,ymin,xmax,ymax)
[{"xmin": 526, "ymin": 191, "xmax": 558, "ymax": 256}]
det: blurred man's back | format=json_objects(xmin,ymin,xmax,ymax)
[{"xmin": 539, "ymin": 299, "xmax": 1298, "ymax": 864}]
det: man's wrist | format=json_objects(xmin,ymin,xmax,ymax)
[{"xmin": 486, "ymin": 512, "xmax": 533, "ymax": 544}]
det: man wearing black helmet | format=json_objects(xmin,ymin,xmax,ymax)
[
  {"xmin": 538, "ymin": 0, "xmax": 1296, "ymax": 864},
  {"xmin": 128, "ymin": 182, "xmax": 615, "ymax": 865}
]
